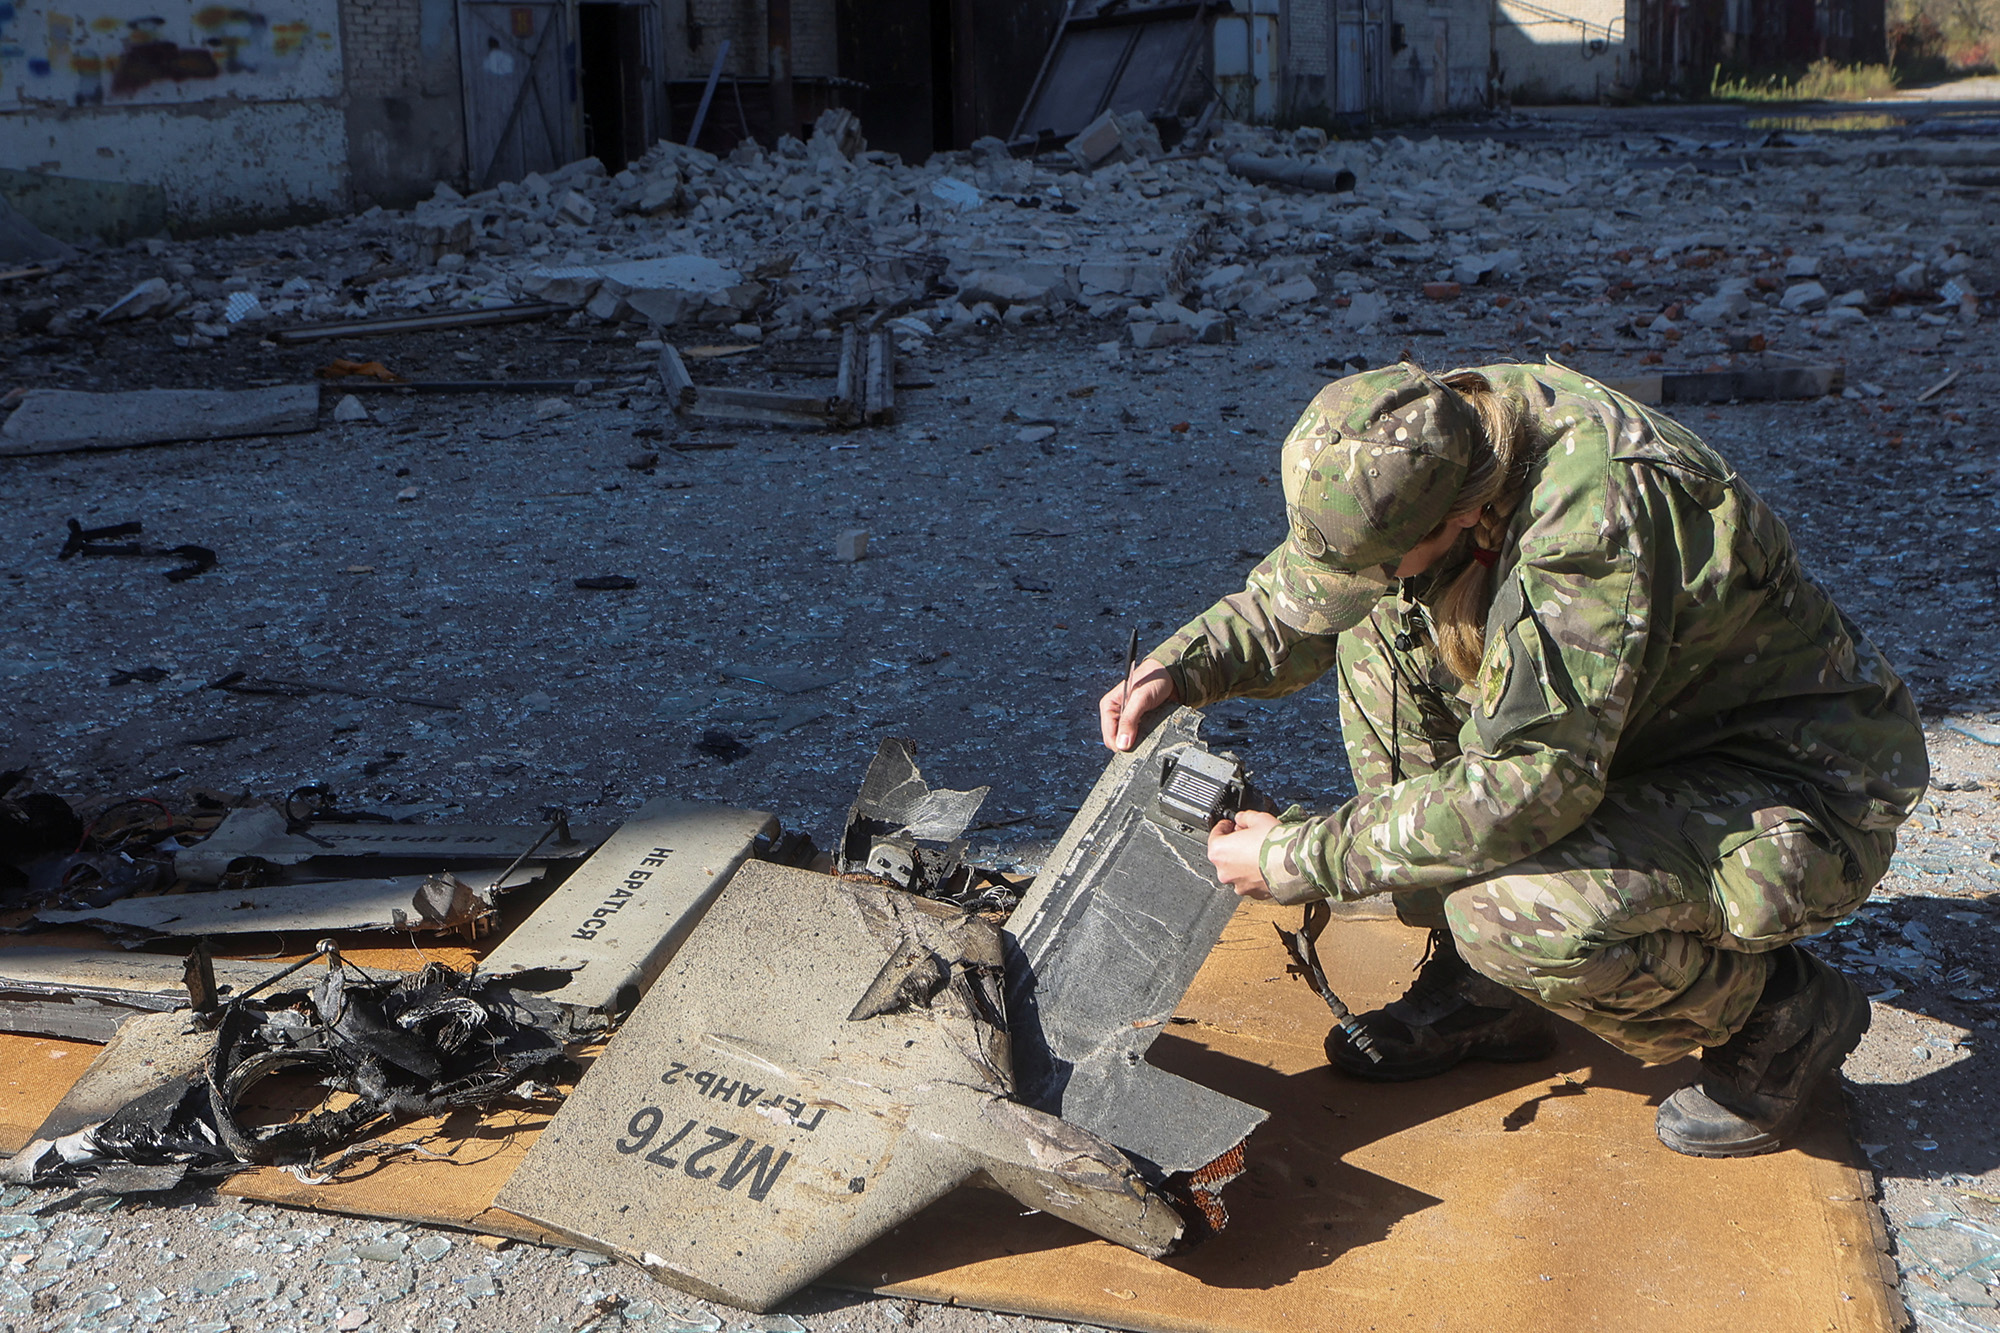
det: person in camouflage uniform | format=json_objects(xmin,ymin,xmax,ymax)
[{"xmin": 1099, "ymin": 362, "xmax": 1927, "ymax": 1157}]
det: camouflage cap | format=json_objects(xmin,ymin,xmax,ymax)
[{"xmin": 1271, "ymin": 365, "xmax": 1480, "ymax": 634}]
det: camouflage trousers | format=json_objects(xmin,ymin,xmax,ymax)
[{"xmin": 1334, "ymin": 607, "xmax": 1890, "ymax": 1063}]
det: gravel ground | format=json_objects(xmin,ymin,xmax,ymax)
[{"xmin": 4, "ymin": 108, "xmax": 2000, "ymax": 1332}]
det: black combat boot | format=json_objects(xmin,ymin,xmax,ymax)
[
  {"xmin": 1327, "ymin": 928, "xmax": 1561, "ymax": 1081},
  {"xmin": 1655, "ymin": 945, "xmax": 1871, "ymax": 1158}
]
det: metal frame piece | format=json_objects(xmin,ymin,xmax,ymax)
[
  {"xmin": 836, "ymin": 737, "xmax": 988, "ymax": 899},
  {"xmin": 32, "ymin": 872, "xmax": 534, "ymax": 941},
  {"xmin": 1011, "ymin": 0, "xmax": 1226, "ymax": 142},
  {"xmin": 0, "ymin": 949, "xmax": 282, "ymax": 1042},
  {"xmin": 660, "ymin": 336, "xmax": 895, "ymax": 429},
  {"xmin": 173, "ymin": 807, "xmax": 607, "ymax": 884},
  {"xmin": 1003, "ymin": 707, "xmax": 1269, "ymax": 1194}
]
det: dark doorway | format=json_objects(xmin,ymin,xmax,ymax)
[
  {"xmin": 580, "ymin": 1, "xmax": 653, "ymax": 171},
  {"xmin": 837, "ymin": 0, "xmax": 941, "ymax": 162},
  {"xmin": 835, "ymin": 0, "xmax": 1063, "ymax": 159},
  {"xmin": 930, "ymin": 0, "xmax": 959, "ymax": 152}
]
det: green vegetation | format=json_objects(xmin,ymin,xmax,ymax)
[
  {"xmin": 1744, "ymin": 112, "xmax": 1906, "ymax": 131},
  {"xmin": 1709, "ymin": 59, "xmax": 1901, "ymax": 102},
  {"xmin": 1705, "ymin": 0, "xmax": 1998, "ymax": 106},
  {"xmin": 1890, "ymin": 0, "xmax": 1999, "ymax": 79}
]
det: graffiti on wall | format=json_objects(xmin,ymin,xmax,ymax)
[{"xmin": 0, "ymin": 0, "xmax": 340, "ymax": 107}]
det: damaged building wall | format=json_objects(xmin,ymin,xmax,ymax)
[
  {"xmin": 1633, "ymin": 0, "xmax": 1885, "ymax": 91},
  {"xmin": 0, "ymin": 0, "xmax": 464, "ymax": 235},
  {"xmin": 342, "ymin": 0, "xmax": 466, "ymax": 209},
  {"xmin": 666, "ymin": 0, "xmax": 1061, "ymax": 160},
  {"xmin": 1285, "ymin": 0, "xmax": 1330, "ymax": 114},
  {"xmin": 1381, "ymin": 0, "xmax": 1492, "ymax": 117},
  {"xmin": 955, "ymin": 0, "xmax": 1067, "ymax": 149},
  {"xmin": 831, "ymin": 0, "xmax": 933, "ymax": 162},
  {"xmin": 1717, "ymin": 0, "xmax": 1885, "ymax": 65},
  {"xmin": 0, "ymin": 0, "xmax": 352, "ymax": 234},
  {"xmin": 667, "ymin": 0, "xmax": 838, "ymax": 80},
  {"xmin": 1267, "ymin": 0, "xmax": 1493, "ymax": 124},
  {"xmin": 0, "ymin": 101, "xmax": 350, "ymax": 237},
  {"xmin": 662, "ymin": 0, "xmax": 840, "ymax": 147},
  {"xmin": 1493, "ymin": 0, "xmax": 1633, "ymax": 103}
]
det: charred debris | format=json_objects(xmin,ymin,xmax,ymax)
[{"xmin": 0, "ymin": 717, "xmax": 1280, "ymax": 1308}]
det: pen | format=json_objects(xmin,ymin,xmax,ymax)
[{"xmin": 1120, "ymin": 626, "xmax": 1139, "ymax": 723}]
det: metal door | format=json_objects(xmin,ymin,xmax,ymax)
[
  {"xmin": 460, "ymin": 0, "xmax": 580, "ymax": 188},
  {"xmin": 1013, "ymin": 4, "xmax": 1222, "ymax": 141},
  {"xmin": 1432, "ymin": 16, "xmax": 1450, "ymax": 113},
  {"xmin": 1363, "ymin": 19, "xmax": 1383, "ymax": 112},
  {"xmin": 1334, "ymin": 15, "xmax": 1365, "ymax": 113},
  {"xmin": 1213, "ymin": 11, "xmax": 1278, "ymax": 120},
  {"xmin": 1250, "ymin": 12, "xmax": 1277, "ymax": 118}
]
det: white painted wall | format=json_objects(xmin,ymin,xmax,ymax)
[
  {"xmin": 0, "ymin": 100, "xmax": 349, "ymax": 224},
  {"xmin": 1381, "ymin": 0, "xmax": 1491, "ymax": 118},
  {"xmin": 1493, "ymin": 0, "xmax": 1633, "ymax": 102},
  {"xmin": 0, "ymin": 0, "xmax": 349, "ymax": 229},
  {"xmin": 1, "ymin": 0, "xmax": 341, "ymax": 106}
]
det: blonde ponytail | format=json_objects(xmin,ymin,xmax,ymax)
[{"xmin": 1428, "ymin": 371, "xmax": 1539, "ymax": 682}]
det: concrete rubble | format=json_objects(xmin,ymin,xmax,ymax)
[
  {"xmin": 0, "ymin": 387, "xmax": 320, "ymax": 457},
  {"xmin": 4, "ymin": 118, "xmax": 1976, "ymax": 373},
  {"xmin": 0, "ymin": 194, "xmax": 71, "ymax": 265}
]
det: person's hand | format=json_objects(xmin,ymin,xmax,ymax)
[
  {"xmin": 1207, "ymin": 809, "xmax": 1279, "ymax": 898},
  {"xmin": 1098, "ymin": 660, "xmax": 1178, "ymax": 751}
]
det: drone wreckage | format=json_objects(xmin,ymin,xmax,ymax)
[{"xmin": 0, "ymin": 710, "xmax": 1354, "ymax": 1312}]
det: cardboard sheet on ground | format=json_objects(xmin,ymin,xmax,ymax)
[
  {"xmin": 828, "ymin": 909, "xmax": 1904, "ymax": 1333},
  {"xmin": 0, "ymin": 1031, "xmax": 101, "ymax": 1154},
  {"xmin": 0, "ymin": 913, "xmax": 1901, "ymax": 1333},
  {"xmin": 222, "ymin": 1102, "xmax": 568, "ymax": 1244}
]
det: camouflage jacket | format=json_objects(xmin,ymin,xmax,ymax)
[{"xmin": 1152, "ymin": 362, "xmax": 1928, "ymax": 905}]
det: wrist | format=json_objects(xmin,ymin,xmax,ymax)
[
  {"xmin": 1151, "ymin": 656, "xmax": 1205, "ymax": 709},
  {"xmin": 1258, "ymin": 820, "xmax": 1325, "ymax": 905}
]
